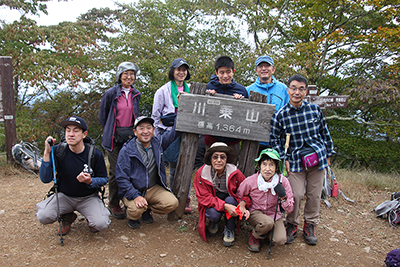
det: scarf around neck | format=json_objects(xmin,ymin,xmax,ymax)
[
  {"xmin": 257, "ymin": 173, "xmax": 280, "ymax": 194},
  {"xmin": 171, "ymin": 80, "xmax": 189, "ymax": 108}
]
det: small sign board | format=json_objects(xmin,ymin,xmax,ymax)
[
  {"xmin": 306, "ymin": 95, "xmax": 349, "ymax": 109},
  {"xmin": 176, "ymin": 94, "xmax": 276, "ymax": 142}
]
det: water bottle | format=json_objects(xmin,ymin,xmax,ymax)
[{"xmin": 332, "ymin": 181, "xmax": 339, "ymax": 197}]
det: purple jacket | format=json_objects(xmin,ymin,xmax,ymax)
[
  {"xmin": 151, "ymin": 81, "xmax": 175, "ymax": 136},
  {"xmin": 115, "ymin": 128, "xmax": 180, "ymax": 201},
  {"xmin": 99, "ymin": 84, "xmax": 141, "ymax": 151}
]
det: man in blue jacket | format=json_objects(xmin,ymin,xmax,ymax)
[
  {"xmin": 247, "ymin": 56, "xmax": 289, "ymax": 152},
  {"xmin": 115, "ymin": 116, "xmax": 179, "ymax": 229},
  {"xmin": 36, "ymin": 116, "xmax": 110, "ymax": 236}
]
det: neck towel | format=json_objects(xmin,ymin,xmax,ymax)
[{"xmin": 171, "ymin": 80, "xmax": 189, "ymax": 108}]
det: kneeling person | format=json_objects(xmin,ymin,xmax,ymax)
[
  {"xmin": 238, "ymin": 149, "xmax": 294, "ymax": 252},
  {"xmin": 194, "ymin": 142, "xmax": 251, "ymax": 247},
  {"xmin": 36, "ymin": 116, "xmax": 110, "ymax": 235},
  {"xmin": 116, "ymin": 116, "xmax": 179, "ymax": 229}
]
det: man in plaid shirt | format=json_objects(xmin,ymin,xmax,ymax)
[{"xmin": 270, "ymin": 74, "xmax": 335, "ymax": 246}]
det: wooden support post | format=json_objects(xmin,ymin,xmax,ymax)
[
  {"xmin": 0, "ymin": 57, "xmax": 17, "ymax": 163},
  {"xmin": 168, "ymin": 83, "xmax": 206, "ymax": 220},
  {"xmin": 238, "ymin": 91, "xmax": 267, "ymax": 177}
]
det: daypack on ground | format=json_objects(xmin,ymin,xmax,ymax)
[
  {"xmin": 385, "ymin": 249, "xmax": 400, "ymax": 266},
  {"xmin": 374, "ymin": 195, "xmax": 400, "ymax": 228},
  {"xmin": 12, "ymin": 141, "xmax": 42, "ymax": 173}
]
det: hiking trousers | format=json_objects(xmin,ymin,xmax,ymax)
[
  {"xmin": 107, "ymin": 142, "xmax": 123, "ymax": 207},
  {"xmin": 248, "ymin": 210, "xmax": 286, "ymax": 245},
  {"xmin": 36, "ymin": 192, "xmax": 111, "ymax": 231},
  {"xmin": 123, "ymin": 184, "xmax": 179, "ymax": 220},
  {"xmin": 286, "ymin": 165, "xmax": 324, "ymax": 226}
]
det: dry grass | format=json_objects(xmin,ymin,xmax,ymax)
[{"xmin": 332, "ymin": 167, "xmax": 399, "ymax": 203}]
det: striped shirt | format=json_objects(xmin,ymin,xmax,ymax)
[{"xmin": 270, "ymin": 101, "xmax": 335, "ymax": 173}]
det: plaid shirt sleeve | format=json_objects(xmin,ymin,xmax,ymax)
[{"xmin": 270, "ymin": 102, "xmax": 335, "ymax": 173}]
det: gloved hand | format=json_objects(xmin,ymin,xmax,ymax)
[{"xmin": 274, "ymin": 183, "xmax": 286, "ymax": 199}]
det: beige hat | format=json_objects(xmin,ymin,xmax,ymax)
[{"xmin": 203, "ymin": 142, "xmax": 236, "ymax": 165}]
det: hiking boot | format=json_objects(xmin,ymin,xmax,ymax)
[
  {"xmin": 108, "ymin": 204, "xmax": 126, "ymax": 219},
  {"xmin": 89, "ymin": 226, "xmax": 99, "ymax": 233},
  {"xmin": 248, "ymin": 232, "xmax": 260, "ymax": 252},
  {"xmin": 128, "ymin": 219, "xmax": 141, "ymax": 229},
  {"xmin": 223, "ymin": 227, "xmax": 235, "ymax": 247},
  {"xmin": 285, "ymin": 223, "xmax": 298, "ymax": 244},
  {"xmin": 57, "ymin": 212, "xmax": 77, "ymax": 236},
  {"xmin": 303, "ymin": 222, "xmax": 317, "ymax": 245},
  {"xmin": 208, "ymin": 221, "xmax": 219, "ymax": 236},
  {"xmin": 141, "ymin": 209, "xmax": 153, "ymax": 224},
  {"xmin": 184, "ymin": 197, "xmax": 192, "ymax": 214}
]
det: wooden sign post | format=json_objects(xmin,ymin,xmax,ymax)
[
  {"xmin": 168, "ymin": 85, "xmax": 274, "ymax": 220},
  {"xmin": 0, "ymin": 56, "xmax": 17, "ymax": 163}
]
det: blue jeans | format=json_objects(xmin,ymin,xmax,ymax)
[{"xmin": 205, "ymin": 196, "xmax": 237, "ymax": 231}]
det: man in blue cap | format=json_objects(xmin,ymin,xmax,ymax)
[{"xmin": 247, "ymin": 55, "xmax": 289, "ymax": 151}]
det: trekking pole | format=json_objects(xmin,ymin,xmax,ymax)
[
  {"xmin": 267, "ymin": 197, "xmax": 281, "ymax": 260},
  {"xmin": 283, "ymin": 133, "xmax": 291, "ymax": 175},
  {"xmin": 48, "ymin": 139, "xmax": 64, "ymax": 246}
]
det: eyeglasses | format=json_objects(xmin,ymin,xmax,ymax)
[
  {"xmin": 212, "ymin": 155, "xmax": 227, "ymax": 160},
  {"xmin": 121, "ymin": 72, "xmax": 135, "ymax": 77},
  {"xmin": 288, "ymin": 86, "xmax": 307, "ymax": 92}
]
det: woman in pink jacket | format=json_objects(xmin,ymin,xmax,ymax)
[
  {"xmin": 194, "ymin": 142, "xmax": 251, "ymax": 247},
  {"xmin": 237, "ymin": 148, "xmax": 294, "ymax": 252}
]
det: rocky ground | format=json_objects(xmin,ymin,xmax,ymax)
[{"xmin": 0, "ymin": 167, "xmax": 397, "ymax": 267}]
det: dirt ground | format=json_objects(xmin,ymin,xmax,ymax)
[{"xmin": 0, "ymin": 167, "xmax": 397, "ymax": 267}]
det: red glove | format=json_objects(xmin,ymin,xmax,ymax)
[{"xmin": 225, "ymin": 205, "xmax": 243, "ymax": 220}]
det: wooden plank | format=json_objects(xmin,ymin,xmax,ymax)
[
  {"xmin": 176, "ymin": 94, "xmax": 275, "ymax": 142},
  {"xmin": 168, "ymin": 82, "xmax": 205, "ymax": 220},
  {"xmin": 238, "ymin": 91, "xmax": 267, "ymax": 177}
]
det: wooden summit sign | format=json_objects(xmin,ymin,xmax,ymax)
[{"xmin": 176, "ymin": 93, "xmax": 276, "ymax": 142}]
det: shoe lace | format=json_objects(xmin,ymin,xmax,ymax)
[
  {"xmin": 305, "ymin": 224, "xmax": 314, "ymax": 235},
  {"xmin": 224, "ymin": 229, "xmax": 233, "ymax": 239}
]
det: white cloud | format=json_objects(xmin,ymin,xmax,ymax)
[{"xmin": 0, "ymin": 0, "xmax": 135, "ymax": 25}]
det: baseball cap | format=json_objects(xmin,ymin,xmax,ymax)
[
  {"xmin": 60, "ymin": 116, "xmax": 88, "ymax": 131},
  {"xmin": 170, "ymin": 58, "xmax": 189, "ymax": 69},
  {"xmin": 255, "ymin": 56, "xmax": 274, "ymax": 67},
  {"xmin": 134, "ymin": 116, "xmax": 154, "ymax": 129}
]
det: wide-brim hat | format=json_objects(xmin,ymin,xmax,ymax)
[
  {"xmin": 60, "ymin": 116, "xmax": 88, "ymax": 131},
  {"xmin": 254, "ymin": 148, "xmax": 283, "ymax": 173},
  {"xmin": 204, "ymin": 142, "xmax": 236, "ymax": 165}
]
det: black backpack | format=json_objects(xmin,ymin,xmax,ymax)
[{"xmin": 45, "ymin": 136, "xmax": 106, "ymax": 202}]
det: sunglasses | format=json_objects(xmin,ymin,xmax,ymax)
[{"xmin": 212, "ymin": 155, "xmax": 227, "ymax": 160}]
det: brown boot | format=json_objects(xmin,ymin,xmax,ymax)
[
  {"xmin": 184, "ymin": 197, "xmax": 192, "ymax": 214},
  {"xmin": 248, "ymin": 232, "xmax": 260, "ymax": 252},
  {"xmin": 57, "ymin": 212, "xmax": 77, "ymax": 236}
]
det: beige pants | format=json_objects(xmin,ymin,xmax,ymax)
[
  {"xmin": 248, "ymin": 210, "xmax": 286, "ymax": 245},
  {"xmin": 286, "ymin": 165, "xmax": 324, "ymax": 225},
  {"xmin": 122, "ymin": 184, "xmax": 178, "ymax": 220}
]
